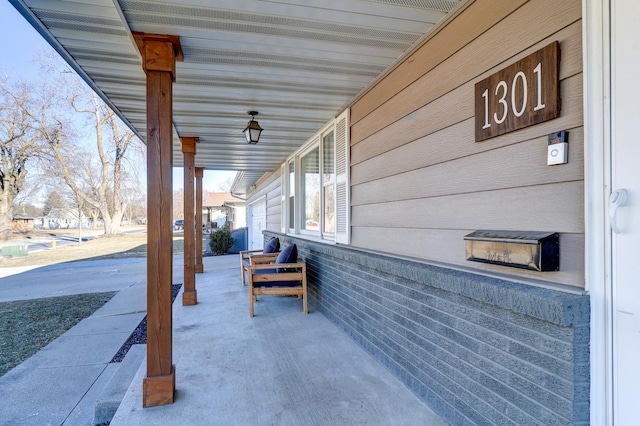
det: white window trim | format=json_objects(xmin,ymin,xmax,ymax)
[
  {"xmin": 321, "ymin": 126, "xmax": 336, "ymax": 240},
  {"xmin": 334, "ymin": 109, "xmax": 350, "ymax": 244}
]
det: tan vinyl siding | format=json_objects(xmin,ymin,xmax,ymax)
[
  {"xmin": 350, "ymin": 0, "xmax": 530, "ymax": 124},
  {"xmin": 349, "ymin": 0, "xmax": 584, "ymax": 288},
  {"xmin": 351, "ymin": 0, "xmax": 582, "ymax": 144}
]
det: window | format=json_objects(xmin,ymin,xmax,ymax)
[
  {"xmin": 283, "ymin": 109, "xmax": 349, "ymax": 243},
  {"xmin": 301, "ymin": 146, "xmax": 320, "ymax": 232},
  {"xmin": 288, "ymin": 160, "xmax": 295, "ymax": 230}
]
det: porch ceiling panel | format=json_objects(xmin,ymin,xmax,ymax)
[{"xmin": 10, "ymin": 0, "xmax": 465, "ymax": 191}]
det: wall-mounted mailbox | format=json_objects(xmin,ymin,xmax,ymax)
[{"xmin": 464, "ymin": 231, "xmax": 559, "ymax": 272}]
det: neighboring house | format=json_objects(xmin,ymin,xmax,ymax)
[
  {"xmin": 42, "ymin": 208, "xmax": 88, "ymax": 229},
  {"xmin": 11, "ymin": 213, "xmax": 34, "ymax": 232},
  {"xmin": 202, "ymin": 192, "xmax": 246, "ymax": 230}
]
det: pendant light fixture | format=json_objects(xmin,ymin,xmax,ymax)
[{"xmin": 243, "ymin": 111, "xmax": 263, "ymax": 144}]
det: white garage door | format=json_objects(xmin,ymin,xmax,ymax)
[{"xmin": 249, "ymin": 198, "xmax": 266, "ymax": 250}]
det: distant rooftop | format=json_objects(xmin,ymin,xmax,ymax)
[{"xmin": 203, "ymin": 192, "xmax": 243, "ymax": 208}]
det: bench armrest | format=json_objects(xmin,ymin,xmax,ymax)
[
  {"xmin": 248, "ymin": 253, "xmax": 279, "ymax": 265},
  {"xmin": 240, "ymin": 249, "xmax": 264, "ymax": 258},
  {"xmin": 248, "ymin": 261, "xmax": 305, "ymax": 272}
]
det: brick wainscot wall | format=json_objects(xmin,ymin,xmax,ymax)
[{"xmin": 264, "ymin": 231, "xmax": 590, "ymax": 425}]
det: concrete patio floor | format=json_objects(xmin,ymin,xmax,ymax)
[{"xmin": 111, "ymin": 254, "xmax": 448, "ymax": 426}]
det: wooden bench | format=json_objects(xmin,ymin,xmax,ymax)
[
  {"xmin": 239, "ymin": 237, "xmax": 280, "ymax": 286},
  {"xmin": 247, "ymin": 244, "xmax": 307, "ymax": 317}
]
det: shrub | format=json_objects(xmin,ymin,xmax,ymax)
[{"xmin": 209, "ymin": 226, "xmax": 234, "ymax": 255}]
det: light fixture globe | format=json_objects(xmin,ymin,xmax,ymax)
[{"xmin": 243, "ymin": 111, "xmax": 263, "ymax": 144}]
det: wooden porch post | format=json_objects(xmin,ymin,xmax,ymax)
[
  {"xmin": 134, "ymin": 32, "xmax": 182, "ymax": 408},
  {"xmin": 195, "ymin": 167, "xmax": 204, "ymax": 273},
  {"xmin": 181, "ymin": 137, "xmax": 198, "ymax": 305}
]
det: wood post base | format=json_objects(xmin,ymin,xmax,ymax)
[
  {"xmin": 143, "ymin": 365, "xmax": 175, "ymax": 407},
  {"xmin": 182, "ymin": 290, "xmax": 197, "ymax": 306},
  {"xmin": 195, "ymin": 264, "xmax": 204, "ymax": 273}
]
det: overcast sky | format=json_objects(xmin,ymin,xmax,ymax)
[{"xmin": 0, "ymin": 2, "xmax": 236, "ymax": 192}]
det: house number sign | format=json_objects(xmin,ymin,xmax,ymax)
[{"xmin": 475, "ymin": 42, "xmax": 560, "ymax": 142}]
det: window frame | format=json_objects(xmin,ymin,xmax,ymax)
[
  {"xmin": 280, "ymin": 108, "xmax": 351, "ymax": 245},
  {"xmin": 284, "ymin": 120, "xmax": 337, "ymax": 242}
]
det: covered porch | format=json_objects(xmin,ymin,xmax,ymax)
[
  {"xmin": 8, "ymin": 0, "xmax": 604, "ymax": 424},
  {"xmin": 110, "ymin": 253, "xmax": 447, "ymax": 425},
  {"xmin": 9, "ymin": 0, "xmax": 470, "ymax": 412}
]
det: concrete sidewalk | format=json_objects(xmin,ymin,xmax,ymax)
[
  {"xmin": 0, "ymin": 273, "xmax": 147, "ymax": 426},
  {"xmin": 111, "ymin": 255, "xmax": 447, "ymax": 426},
  {"xmin": 0, "ymin": 257, "xmax": 182, "ymax": 426}
]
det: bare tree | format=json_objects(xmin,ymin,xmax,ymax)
[
  {"xmin": 173, "ymin": 188, "xmax": 184, "ymax": 223},
  {"xmin": 20, "ymin": 52, "xmax": 146, "ymax": 235},
  {"xmin": 44, "ymin": 87, "xmax": 141, "ymax": 235},
  {"xmin": 42, "ymin": 190, "xmax": 67, "ymax": 216},
  {"xmin": 1, "ymin": 53, "xmax": 145, "ymax": 238},
  {"xmin": 13, "ymin": 179, "xmax": 43, "ymax": 216},
  {"xmin": 216, "ymin": 176, "xmax": 234, "ymax": 192},
  {"xmin": 121, "ymin": 167, "xmax": 146, "ymax": 225},
  {"xmin": 0, "ymin": 77, "xmax": 54, "ymax": 239}
]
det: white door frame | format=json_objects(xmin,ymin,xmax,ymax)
[
  {"xmin": 584, "ymin": 0, "xmax": 614, "ymax": 424},
  {"xmin": 583, "ymin": 0, "xmax": 611, "ymax": 424}
]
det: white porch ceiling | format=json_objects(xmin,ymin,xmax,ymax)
[{"xmin": 10, "ymin": 0, "xmax": 464, "ymax": 191}]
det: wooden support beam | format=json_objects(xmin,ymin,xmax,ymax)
[
  {"xmin": 181, "ymin": 137, "xmax": 198, "ymax": 305},
  {"xmin": 134, "ymin": 32, "xmax": 181, "ymax": 408},
  {"xmin": 195, "ymin": 167, "xmax": 204, "ymax": 274}
]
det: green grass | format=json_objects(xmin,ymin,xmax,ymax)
[
  {"xmin": 0, "ymin": 292, "xmax": 115, "ymax": 377},
  {"xmin": 0, "ymin": 233, "xmax": 210, "ymax": 377}
]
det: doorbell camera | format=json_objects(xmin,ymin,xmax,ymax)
[{"xmin": 547, "ymin": 131, "xmax": 568, "ymax": 166}]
